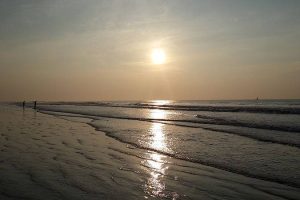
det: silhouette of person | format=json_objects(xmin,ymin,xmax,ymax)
[
  {"xmin": 34, "ymin": 101, "xmax": 37, "ymax": 110},
  {"xmin": 22, "ymin": 101, "xmax": 25, "ymax": 109}
]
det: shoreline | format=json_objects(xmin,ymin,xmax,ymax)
[
  {"xmin": 0, "ymin": 104, "xmax": 299, "ymax": 199},
  {"xmin": 38, "ymin": 109, "xmax": 300, "ymax": 188}
]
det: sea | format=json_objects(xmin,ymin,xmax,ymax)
[{"xmin": 29, "ymin": 99, "xmax": 300, "ymax": 188}]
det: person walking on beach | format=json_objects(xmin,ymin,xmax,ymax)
[
  {"xmin": 34, "ymin": 101, "xmax": 37, "ymax": 110},
  {"xmin": 22, "ymin": 101, "xmax": 25, "ymax": 109}
]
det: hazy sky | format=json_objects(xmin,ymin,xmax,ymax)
[{"xmin": 0, "ymin": 0, "xmax": 300, "ymax": 101}]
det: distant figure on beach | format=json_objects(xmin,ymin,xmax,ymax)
[
  {"xmin": 34, "ymin": 101, "xmax": 37, "ymax": 110},
  {"xmin": 22, "ymin": 101, "xmax": 25, "ymax": 109}
]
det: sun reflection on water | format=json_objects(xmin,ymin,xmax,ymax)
[
  {"xmin": 145, "ymin": 152, "xmax": 168, "ymax": 198},
  {"xmin": 151, "ymin": 100, "xmax": 172, "ymax": 106},
  {"xmin": 150, "ymin": 123, "xmax": 167, "ymax": 151},
  {"xmin": 142, "ymin": 109, "xmax": 178, "ymax": 199},
  {"xmin": 149, "ymin": 109, "xmax": 169, "ymax": 156},
  {"xmin": 150, "ymin": 109, "xmax": 166, "ymax": 119}
]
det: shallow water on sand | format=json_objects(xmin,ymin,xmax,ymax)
[
  {"xmin": 33, "ymin": 100, "xmax": 300, "ymax": 188},
  {"xmin": 0, "ymin": 104, "xmax": 300, "ymax": 199}
]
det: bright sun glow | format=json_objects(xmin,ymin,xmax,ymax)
[{"xmin": 151, "ymin": 48, "xmax": 166, "ymax": 65}]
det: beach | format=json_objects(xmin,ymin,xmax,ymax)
[
  {"xmin": 0, "ymin": 103, "xmax": 299, "ymax": 199},
  {"xmin": 1, "ymin": 1, "xmax": 300, "ymax": 199}
]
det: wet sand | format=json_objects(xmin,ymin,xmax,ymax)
[{"xmin": 0, "ymin": 104, "xmax": 299, "ymax": 200}]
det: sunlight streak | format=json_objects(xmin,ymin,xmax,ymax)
[{"xmin": 150, "ymin": 109, "xmax": 166, "ymax": 119}]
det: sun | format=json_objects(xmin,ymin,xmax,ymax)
[{"xmin": 151, "ymin": 48, "xmax": 166, "ymax": 65}]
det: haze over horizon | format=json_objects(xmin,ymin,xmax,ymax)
[{"xmin": 1, "ymin": 0, "xmax": 300, "ymax": 101}]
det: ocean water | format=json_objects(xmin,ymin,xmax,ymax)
[{"xmin": 33, "ymin": 99, "xmax": 300, "ymax": 188}]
